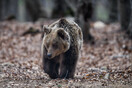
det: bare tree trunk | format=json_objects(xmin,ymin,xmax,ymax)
[
  {"xmin": 25, "ymin": 0, "xmax": 45, "ymax": 21},
  {"xmin": 128, "ymin": 0, "xmax": 132, "ymax": 39},
  {"xmin": 119, "ymin": 0, "xmax": 131, "ymax": 30},
  {"xmin": 129, "ymin": 0, "xmax": 132, "ymax": 72},
  {"xmin": 52, "ymin": 0, "xmax": 74, "ymax": 18},
  {"xmin": 75, "ymin": 0, "xmax": 94, "ymax": 43},
  {"xmin": 52, "ymin": 0, "xmax": 66, "ymax": 18},
  {"xmin": 108, "ymin": 0, "xmax": 118, "ymax": 23},
  {"xmin": 0, "ymin": 0, "xmax": 18, "ymax": 21},
  {"xmin": 128, "ymin": 15, "xmax": 132, "ymax": 39}
]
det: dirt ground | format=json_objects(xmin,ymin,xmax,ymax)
[{"xmin": 0, "ymin": 20, "xmax": 132, "ymax": 88}]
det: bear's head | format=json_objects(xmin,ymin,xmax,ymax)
[{"xmin": 42, "ymin": 26, "xmax": 70, "ymax": 59}]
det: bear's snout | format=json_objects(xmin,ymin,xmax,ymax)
[{"xmin": 47, "ymin": 53, "xmax": 52, "ymax": 58}]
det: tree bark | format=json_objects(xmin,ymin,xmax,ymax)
[
  {"xmin": 75, "ymin": 0, "xmax": 94, "ymax": 43},
  {"xmin": 119, "ymin": 0, "xmax": 131, "ymax": 30},
  {"xmin": 25, "ymin": 0, "xmax": 44, "ymax": 21},
  {"xmin": 128, "ymin": 0, "xmax": 132, "ymax": 39},
  {"xmin": 108, "ymin": 0, "xmax": 118, "ymax": 23},
  {"xmin": 0, "ymin": 0, "xmax": 18, "ymax": 21}
]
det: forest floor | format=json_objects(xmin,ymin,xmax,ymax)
[{"xmin": 0, "ymin": 20, "xmax": 132, "ymax": 88}]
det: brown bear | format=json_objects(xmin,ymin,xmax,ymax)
[{"xmin": 41, "ymin": 18, "xmax": 83, "ymax": 79}]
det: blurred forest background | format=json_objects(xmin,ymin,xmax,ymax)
[
  {"xmin": 0, "ymin": 0, "xmax": 132, "ymax": 41},
  {"xmin": 0, "ymin": 0, "xmax": 132, "ymax": 87}
]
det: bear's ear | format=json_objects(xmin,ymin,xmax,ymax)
[
  {"xmin": 58, "ymin": 18, "xmax": 68, "ymax": 27},
  {"xmin": 42, "ymin": 25, "xmax": 51, "ymax": 34},
  {"xmin": 57, "ymin": 29, "xmax": 69, "ymax": 41}
]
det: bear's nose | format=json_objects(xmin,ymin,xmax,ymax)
[{"xmin": 47, "ymin": 53, "xmax": 52, "ymax": 58}]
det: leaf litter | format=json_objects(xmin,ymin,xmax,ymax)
[{"xmin": 0, "ymin": 20, "xmax": 132, "ymax": 88}]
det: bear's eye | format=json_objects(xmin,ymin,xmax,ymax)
[{"xmin": 53, "ymin": 43, "xmax": 58, "ymax": 49}]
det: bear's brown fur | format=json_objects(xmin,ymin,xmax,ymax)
[{"xmin": 41, "ymin": 18, "xmax": 83, "ymax": 79}]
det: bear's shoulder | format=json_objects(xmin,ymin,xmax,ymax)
[{"xmin": 48, "ymin": 18, "xmax": 80, "ymax": 30}]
